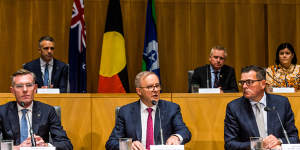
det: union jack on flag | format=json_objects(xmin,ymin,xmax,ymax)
[{"xmin": 68, "ymin": 0, "xmax": 87, "ymax": 93}]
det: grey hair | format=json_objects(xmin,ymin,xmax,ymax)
[
  {"xmin": 210, "ymin": 45, "xmax": 228, "ymax": 58},
  {"xmin": 135, "ymin": 71, "xmax": 157, "ymax": 88},
  {"xmin": 11, "ymin": 69, "xmax": 36, "ymax": 85}
]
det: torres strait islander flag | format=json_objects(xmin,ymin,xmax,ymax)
[
  {"xmin": 142, "ymin": 0, "xmax": 160, "ymax": 79},
  {"xmin": 97, "ymin": 0, "xmax": 129, "ymax": 93}
]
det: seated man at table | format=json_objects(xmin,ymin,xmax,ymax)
[
  {"xmin": 23, "ymin": 36, "xmax": 68, "ymax": 93},
  {"xmin": 0, "ymin": 69, "xmax": 73, "ymax": 150},
  {"xmin": 106, "ymin": 71, "xmax": 191, "ymax": 150},
  {"xmin": 191, "ymin": 45, "xmax": 238, "ymax": 93},
  {"xmin": 224, "ymin": 65, "xmax": 299, "ymax": 150}
]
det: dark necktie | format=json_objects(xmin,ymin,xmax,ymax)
[
  {"xmin": 213, "ymin": 71, "xmax": 220, "ymax": 88},
  {"xmin": 20, "ymin": 109, "xmax": 28, "ymax": 143},
  {"xmin": 43, "ymin": 64, "xmax": 49, "ymax": 86},
  {"xmin": 146, "ymin": 108, "xmax": 154, "ymax": 150}
]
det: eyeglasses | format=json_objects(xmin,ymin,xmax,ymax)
[
  {"xmin": 14, "ymin": 83, "xmax": 35, "ymax": 89},
  {"xmin": 42, "ymin": 47, "xmax": 55, "ymax": 50},
  {"xmin": 140, "ymin": 84, "xmax": 161, "ymax": 91},
  {"xmin": 238, "ymin": 80, "xmax": 262, "ymax": 86}
]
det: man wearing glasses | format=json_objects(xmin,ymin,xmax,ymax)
[
  {"xmin": 0, "ymin": 69, "xmax": 72, "ymax": 150},
  {"xmin": 106, "ymin": 71, "xmax": 191, "ymax": 150},
  {"xmin": 224, "ymin": 65, "xmax": 299, "ymax": 150},
  {"xmin": 23, "ymin": 36, "xmax": 68, "ymax": 93}
]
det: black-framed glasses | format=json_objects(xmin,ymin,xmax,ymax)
[
  {"xmin": 238, "ymin": 80, "xmax": 262, "ymax": 86},
  {"xmin": 140, "ymin": 84, "xmax": 161, "ymax": 91},
  {"xmin": 42, "ymin": 47, "xmax": 55, "ymax": 50}
]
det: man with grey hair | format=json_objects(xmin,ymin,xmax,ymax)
[
  {"xmin": 191, "ymin": 45, "xmax": 238, "ymax": 93},
  {"xmin": 0, "ymin": 69, "xmax": 72, "ymax": 150},
  {"xmin": 23, "ymin": 35, "xmax": 68, "ymax": 93},
  {"xmin": 106, "ymin": 71, "xmax": 191, "ymax": 150}
]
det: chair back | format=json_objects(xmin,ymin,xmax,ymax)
[{"xmin": 188, "ymin": 70, "xmax": 194, "ymax": 93}]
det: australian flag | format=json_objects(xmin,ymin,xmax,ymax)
[
  {"xmin": 142, "ymin": 0, "xmax": 160, "ymax": 79},
  {"xmin": 68, "ymin": 0, "xmax": 87, "ymax": 93}
]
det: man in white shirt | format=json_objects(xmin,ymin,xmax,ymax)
[
  {"xmin": 23, "ymin": 36, "xmax": 68, "ymax": 93},
  {"xmin": 0, "ymin": 69, "xmax": 72, "ymax": 150},
  {"xmin": 106, "ymin": 71, "xmax": 191, "ymax": 150}
]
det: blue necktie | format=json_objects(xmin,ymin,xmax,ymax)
[
  {"xmin": 44, "ymin": 64, "xmax": 49, "ymax": 86},
  {"xmin": 20, "ymin": 109, "xmax": 28, "ymax": 143}
]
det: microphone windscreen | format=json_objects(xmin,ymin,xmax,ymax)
[
  {"xmin": 151, "ymin": 100, "xmax": 157, "ymax": 105},
  {"xmin": 20, "ymin": 102, "xmax": 25, "ymax": 107}
]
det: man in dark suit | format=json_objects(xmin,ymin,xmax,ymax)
[
  {"xmin": 106, "ymin": 71, "xmax": 191, "ymax": 150},
  {"xmin": 191, "ymin": 45, "xmax": 238, "ymax": 93},
  {"xmin": 0, "ymin": 69, "xmax": 73, "ymax": 150},
  {"xmin": 224, "ymin": 65, "xmax": 299, "ymax": 150},
  {"xmin": 23, "ymin": 36, "xmax": 68, "ymax": 93}
]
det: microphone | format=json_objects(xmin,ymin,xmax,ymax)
[
  {"xmin": 264, "ymin": 106, "xmax": 290, "ymax": 144},
  {"xmin": 151, "ymin": 100, "xmax": 164, "ymax": 145},
  {"xmin": 20, "ymin": 102, "xmax": 36, "ymax": 147}
]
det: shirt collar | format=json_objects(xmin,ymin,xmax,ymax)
[
  {"xmin": 140, "ymin": 99, "xmax": 157, "ymax": 112},
  {"xmin": 250, "ymin": 92, "xmax": 267, "ymax": 106},
  {"xmin": 210, "ymin": 65, "xmax": 221, "ymax": 73},
  {"xmin": 40, "ymin": 58, "xmax": 53, "ymax": 67},
  {"xmin": 17, "ymin": 101, "xmax": 33, "ymax": 112}
]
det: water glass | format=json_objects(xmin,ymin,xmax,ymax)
[
  {"xmin": 119, "ymin": 138, "xmax": 132, "ymax": 150},
  {"xmin": 1, "ymin": 140, "xmax": 13, "ymax": 150}
]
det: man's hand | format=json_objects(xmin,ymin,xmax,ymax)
[
  {"xmin": 19, "ymin": 138, "xmax": 32, "ymax": 147},
  {"xmin": 263, "ymin": 134, "xmax": 281, "ymax": 149},
  {"xmin": 131, "ymin": 141, "xmax": 146, "ymax": 150},
  {"xmin": 166, "ymin": 135, "xmax": 180, "ymax": 145},
  {"xmin": 41, "ymin": 84, "xmax": 54, "ymax": 88},
  {"xmin": 18, "ymin": 135, "xmax": 48, "ymax": 147},
  {"xmin": 35, "ymin": 135, "xmax": 48, "ymax": 147}
]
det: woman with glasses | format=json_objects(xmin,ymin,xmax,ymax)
[{"xmin": 266, "ymin": 42, "xmax": 300, "ymax": 90}]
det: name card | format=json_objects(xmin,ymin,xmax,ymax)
[
  {"xmin": 20, "ymin": 147, "xmax": 55, "ymax": 150},
  {"xmin": 282, "ymin": 144, "xmax": 300, "ymax": 150},
  {"xmin": 150, "ymin": 145, "xmax": 184, "ymax": 150},
  {"xmin": 198, "ymin": 88, "xmax": 220, "ymax": 94},
  {"xmin": 272, "ymin": 88, "xmax": 295, "ymax": 93},
  {"xmin": 37, "ymin": 88, "xmax": 60, "ymax": 94}
]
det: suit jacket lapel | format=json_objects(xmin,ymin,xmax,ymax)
[
  {"xmin": 243, "ymin": 97, "xmax": 260, "ymax": 137},
  {"xmin": 207, "ymin": 65, "xmax": 212, "ymax": 88},
  {"xmin": 51, "ymin": 59, "xmax": 57, "ymax": 84},
  {"xmin": 266, "ymin": 94, "xmax": 275, "ymax": 135},
  {"xmin": 7, "ymin": 102, "xmax": 21, "ymax": 144},
  {"xmin": 132, "ymin": 101, "xmax": 142, "ymax": 141},
  {"xmin": 32, "ymin": 101, "xmax": 41, "ymax": 134},
  {"xmin": 35, "ymin": 60, "xmax": 43, "ymax": 85}
]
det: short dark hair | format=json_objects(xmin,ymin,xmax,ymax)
[
  {"xmin": 275, "ymin": 42, "xmax": 297, "ymax": 65},
  {"xmin": 11, "ymin": 69, "xmax": 36, "ymax": 85},
  {"xmin": 241, "ymin": 65, "xmax": 266, "ymax": 80},
  {"xmin": 38, "ymin": 36, "xmax": 55, "ymax": 48}
]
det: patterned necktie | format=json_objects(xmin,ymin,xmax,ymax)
[
  {"xmin": 20, "ymin": 109, "xmax": 28, "ymax": 143},
  {"xmin": 146, "ymin": 108, "xmax": 154, "ymax": 150},
  {"xmin": 255, "ymin": 103, "xmax": 266, "ymax": 137},
  {"xmin": 213, "ymin": 71, "xmax": 220, "ymax": 88},
  {"xmin": 43, "ymin": 63, "xmax": 49, "ymax": 86}
]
